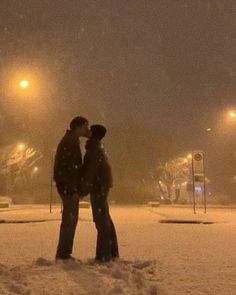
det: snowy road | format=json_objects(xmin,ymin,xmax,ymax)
[{"xmin": 0, "ymin": 205, "xmax": 235, "ymax": 295}]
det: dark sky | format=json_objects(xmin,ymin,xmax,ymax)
[{"xmin": 1, "ymin": 1, "xmax": 236, "ymax": 192}]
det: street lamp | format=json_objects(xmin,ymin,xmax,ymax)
[
  {"xmin": 228, "ymin": 111, "xmax": 236, "ymax": 119},
  {"xmin": 19, "ymin": 80, "xmax": 30, "ymax": 89},
  {"xmin": 187, "ymin": 153, "xmax": 192, "ymax": 160},
  {"xmin": 17, "ymin": 143, "xmax": 26, "ymax": 151},
  {"xmin": 32, "ymin": 166, "xmax": 39, "ymax": 173}
]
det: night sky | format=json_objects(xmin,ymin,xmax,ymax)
[{"xmin": 1, "ymin": 1, "xmax": 236, "ymax": 193}]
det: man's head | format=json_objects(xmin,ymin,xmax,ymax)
[
  {"xmin": 90, "ymin": 124, "xmax": 107, "ymax": 140},
  {"xmin": 70, "ymin": 116, "xmax": 90, "ymax": 138}
]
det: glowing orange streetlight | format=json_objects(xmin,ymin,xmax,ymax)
[
  {"xmin": 187, "ymin": 153, "xmax": 192, "ymax": 160},
  {"xmin": 19, "ymin": 80, "xmax": 30, "ymax": 89},
  {"xmin": 32, "ymin": 166, "xmax": 39, "ymax": 173},
  {"xmin": 17, "ymin": 143, "xmax": 26, "ymax": 151},
  {"xmin": 228, "ymin": 111, "xmax": 236, "ymax": 119}
]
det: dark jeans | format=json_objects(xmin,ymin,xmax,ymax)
[
  {"xmin": 56, "ymin": 194, "xmax": 79, "ymax": 259},
  {"xmin": 91, "ymin": 189, "xmax": 119, "ymax": 261}
]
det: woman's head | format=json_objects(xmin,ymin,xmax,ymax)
[{"xmin": 90, "ymin": 124, "xmax": 107, "ymax": 140}]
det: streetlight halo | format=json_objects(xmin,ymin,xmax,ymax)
[
  {"xmin": 229, "ymin": 111, "xmax": 236, "ymax": 118},
  {"xmin": 17, "ymin": 143, "xmax": 26, "ymax": 151},
  {"xmin": 19, "ymin": 79, "xmax": 30, "ymax": 89}
]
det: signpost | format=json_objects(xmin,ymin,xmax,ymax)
[{"xmin": 191, "ymin": 151, "xmax": 207, "ymax": 214}]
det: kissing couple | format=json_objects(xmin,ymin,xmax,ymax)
[{"xmin": 53, "ymin": 116, "xmax": 119, "ymax": 263}]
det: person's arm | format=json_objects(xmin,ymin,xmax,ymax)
[
  {"xmin": 53, "ymin": 140, "xmax": 77, "ymax": 195},
  {"xmin": 79, "ymin": 149, "xmax": 102, "ymax": 196}
]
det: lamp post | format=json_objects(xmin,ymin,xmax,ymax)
[{"xmin": 30, "ymin": 166, "xmax": 39, "ymax": 199}]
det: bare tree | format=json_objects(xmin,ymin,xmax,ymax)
[
  {"xmin": 0, "ymin": 144, "xmax": 42, "ymax": 194},
  {"xmin": 157, "ymin": 157, "xmax": 190, "ymax": 203}
]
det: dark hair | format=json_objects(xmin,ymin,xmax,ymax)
[
  {"xmin": 70, "ymin": 116, "xmax": 88, "ymax": 130},
  {"xmin": 91, "ymin": 124, "xmax": 107, "ymax": 140}
]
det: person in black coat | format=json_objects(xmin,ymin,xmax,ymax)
[
  {"xmin": 80, "ymin": 125, "xmax": 119, "ymax": 262},
  {"xmin": 54, "ymin": 116, "xmax": 90, "ymax": 262}
]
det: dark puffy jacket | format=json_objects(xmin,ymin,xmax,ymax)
[
  {"xmin": 79, "ymin": 139, "xmax": 113, "ymax": 195},
  {"xmin": 53, "ymin": 130, "xmax": 82, "ymax": 196}
]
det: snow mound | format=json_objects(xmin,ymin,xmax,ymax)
[
  {"xmin": 133, "ymin": 260, "xmax": 154, "ymax": 270},
  {"xmin": 34, "ymin": 257, "xmax": 54, "ymax": 266},
  {"xmin": 0, "ymin": 259, "xmax": 160, "ymax": 295}
]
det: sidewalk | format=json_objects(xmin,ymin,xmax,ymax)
[{"xmin": 148, "ymin": 205, "xmax": 236, "ymax": 224}]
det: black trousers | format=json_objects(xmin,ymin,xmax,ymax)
[
  {"xmin": 56, "ymin": 194, "xmax": 79, "ymax": 259},
  {"xmin": 91, "ymin": 189, "xmax": 119, "ymax": 261}
]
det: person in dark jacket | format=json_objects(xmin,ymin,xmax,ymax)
[
  {"xmin": 54, "ymin": 116, "xmax": 90, "ymax": 262},
  {"xmin": 80, "ymin": 125, "xmax": 119, "ymax": 262}
]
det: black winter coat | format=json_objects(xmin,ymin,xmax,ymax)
[
  {"xmin": 79, "ymin": 139, "xmax": 113, "ymax": 196},
  {"xmin": 53, "ymin": 130, "xmax": 82, "ymax": 196}
]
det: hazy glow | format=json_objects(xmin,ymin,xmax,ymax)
[
  {"xmin": 33, "ymin": 166, "xmax": 39, "ymax": 173},
  {"xmin": 19, "ymin": 80, "xmax": 30, "ymax": 89},
  {"xmin": 229, "ymin": 111, "xmax": 236, "ymax": 118},
  {"xmin": 17, "ymin": 143, "xmax": 26, "ymax": 151}
]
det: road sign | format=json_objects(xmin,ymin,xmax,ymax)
[
  {"xmin": 194, "ymin": 175, "xmax": 205, "ymax": 182},
  {"xmin": 192, "ymin": 151, "xmax": 204, "ymax": 178},
  {"xmin": 191, "ymin": 151, "xmax": 207, "ymax": 214}
]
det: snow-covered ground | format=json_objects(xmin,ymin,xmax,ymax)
[{"xmin": 0, "ymin": 204, "xmax": 235, "ymax": 295}]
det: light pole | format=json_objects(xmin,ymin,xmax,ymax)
[
  {"xmin": 185, "ymin": 153, "xmax": 194, "ymax": 205},
  {"xmin": 30, "ymin": 166, "xmax": 39, "ymax": 199}
]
